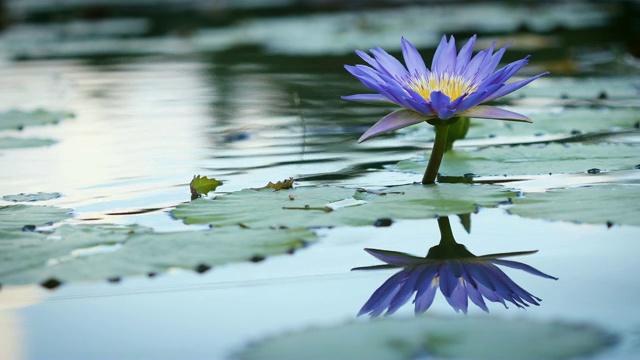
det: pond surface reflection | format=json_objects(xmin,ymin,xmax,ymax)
[
  {"xmin": 1, "ymin": 1, "xmax": 640, "ymax": 359},
  {"xmin": 355, "ymin": 216, "xmax": 557, "ymax": 316}
]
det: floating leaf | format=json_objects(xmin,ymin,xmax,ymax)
[
  {"xmin": 2, "ymin": 192, "xmax": 62, "ymax": 202},
  {"xmin": 0, "ymin": 137, "xmax": 57, "ymax": 149},
  {"xmin": 172, "ymin": 184, "xmax": 514, "ymax": 229},
  {"xmin": 510, "ymin": 184, "xmax": 640, "ymax": 226},
  {"xmin": 236, "ymin": 316, "xmax": 615, "ymax": 360},
  {"xmin": 393, "ymin": 143, "xmax": 639, "ymax": 177},
  {"xmin": 503, "ymin": 76, "xmax": 639, "ymax": 102},
  {"xmin": 465, "ymin": 107, "xmax": 640, "ymax": 139},
  {"xmin": 264, "ymin": 177, "xmax": 295, "ymax": 190},
  {"xmin": 190, "ymin": 175, "xmax": 222, "ymax": 200},
  {"xmin": 0, "ymin": 224, "xmax": 316, "ymax": 287},
  {"xmin": 0, "ymin": 109, "xmax": 74, "ymax": 131},
  {"xmin": 0, "ymin": 204, "xmax": 71, "ymax": 236}
]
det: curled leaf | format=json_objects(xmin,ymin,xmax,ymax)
[
  {"xmin": 190, "ymin": 175, "xmax": 222, "ymax": 200},
  {"xmin": 264, "ymin": 177, "xmax": 294, "ymax": 190}
]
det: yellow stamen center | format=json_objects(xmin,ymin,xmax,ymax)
[{"xmin": 408, "ymin": 73, "xmax": 477, "ymax": 102}]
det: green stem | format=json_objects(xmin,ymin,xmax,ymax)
[
  {"xmin": 437, "ymin": 216, "xmax": 455, "ymax": 245},
  {"xmin": 422, "ymin": 124, "xmax": 450, "ymax": 184}
]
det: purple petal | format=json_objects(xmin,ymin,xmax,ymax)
[
  {"xmin": 414, "ymin": 264, "xmax": 440, "ymax": 313},
  {"xmin": 414, "ymin": 283, "xmax": 438, "ymax": 314},
  {"xmin": 479, "ymin": 250, "xmax": 539, "ymax": 259},
  {"xmin": 477, "ymin": 282, "xmax": 508, "ymax": 307},
  {"xmin": 364, "ymin": 248, "xmax": 427, "ymax": 266},
  {"xmin": 387, "ymin": 267, "xmax": 422, "ymax": 315},
  {"xmin": 444, "ymin": 282, "xmax": 469, "ymax": 313},
  {"xmin": 493, "ymin": 259, "xmax": 558, "ymax": 280},
  {"xmin": 350, "ymin": 67, "xmax": 416, "ymax": 110},
  {"xmin": 370, "ymin": 47, "xmax": 409, "ymax": 80},
  {"xmin": 474, "ymin": 45, "xmax": 508, "ymax": 82},
  {"xmin": 356, "ymin": 50, "xmax": 384, "ymax": 73},
  {"xmin": 430, "ymin": 35, "xmax": 448, "ymax": 73},
  {"xmin": 342, "ymin": 94, "xmax": 393, "ymax": 103},
  {"xmin": 401, "ymin": 37, "xmax": 427, "ymax": 77},
  {"xmin": 462, "ymin": 42, "xmax": 495, "ymax": 81},
  {"xmin": 484, "ymin": 265, "xmax": 539, "ymax": 307},
  {"xmin": 464, "ymin": 262, "xmax": 498, "ymax": 291},
  {"xmin": 429, "ymin": 91, "xmax": 455, "ymax": 119},
  {"xmin": 377, "ymin": 75, "xmax": 431, "ymax": 113},
  {"xmin": 432, "ymin": 35, "xmax": 457, "ymax": 74},
  {"xmin": 414, "ymin": 264, "xmax": 439, "ymax": 314},
  {"xmin": 454, "ymin": 84, "xmax": 503, "ymax": 113},
  {"xmin": 461, "ymin": 105, "xmax": 532, "ymax": 123},
  {"xmin": 439, "ymin": 262, "xmax": 459, "ymax": 297},
  {"xmin": 455, "ymin": 35, "xmax": 477, "ymax": 74},
  {"xmin": 358, "ymin": 271, "xmax": 405, "ymax": 316},
  {"xmin": 459, "ymin": 262, "xmax": 479, "ymax": 289},
  {"xmin": 467, "ymin": 284, "xmax": 490, "ymax": 312},
  {"xmin": 482, "ymin": 72, "xmax": 549, "ymax": 102},
  {"xmin": 344, "ymin": 65, "xmax": 390, "ymax": 98},
  {"xmin": 480, "ymin": 58, "xmax": 529, "ymax": 88},
  {"xmin": 358, "ymin": 109, "xmax": 432, "ymax": 143}
]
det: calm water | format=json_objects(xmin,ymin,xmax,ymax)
[{"xmin": 1, "ymin": 1, "xmax": 640, "ymax": 359}]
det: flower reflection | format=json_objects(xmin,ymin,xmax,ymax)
[{"xmin": 354, "ymin": 216, "xmax": 557, "ymax": 317}]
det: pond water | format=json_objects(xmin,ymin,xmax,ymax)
[{"xmin": 1, "ymin": 1, "xmax": 640, "ymax": 359}]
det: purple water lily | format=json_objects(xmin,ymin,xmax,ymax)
[
  {"xmin": 343, "ymin": 35, "xmax": 548, "ymax": 183},
  {"xmin": 354, "ymin": 217, "xmax": 557, "ymax": 316}
]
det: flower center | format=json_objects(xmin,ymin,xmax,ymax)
[{"xmin": 408, "ymin": 73, "xmax": 478, "ymax": 102}]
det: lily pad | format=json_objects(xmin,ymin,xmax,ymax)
[
  {"xmin": 0, "ymin": 224, "xmax": 316, "ymax": 287},
  {"xmin": 236, "ymin": 316, "xmax": 615, "ymax": 360},
  {"xmin": 510, "ymin": 184, "xmax": 640, "ymax": 226},
  {"xmin": 0, "ymin": 137, "xmax": 57, "ymax": 149},
  {"xmin": 392, "ymin": 143, "xmax": 639, "ymax": 177},
  {"xmin": 0, "ymin": 204, "xmax": 71, "ymax": 236},
  {"xmin": 503, "ymin": 76, "xmax": 640, "ymax": 102},
  {"xmin": 2, "ymin": 192, "xmax": 62, "ymax": 202},
  {"xmin": 0, "ymin": 109, "xmax": 74, "ymax": 131},
  {"xmin": 466, "ymin": 108, "xmax": 640, "ymax": 139},
  {"xmin": 172, "ymin": 184, "xmax": 514, "ymax": 228}
]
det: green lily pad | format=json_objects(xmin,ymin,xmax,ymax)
[
  {"xmin": 393, "ymin": 143, "xmax": 639, "ymax": 177},
  {"xmin": 503, "ymin": 76, "xmax": 640, "ymax": 102},
  {"xmin": 172, "ymin": 184, "xmax": 514, "ymax": 228},
  {"xmin": 510, "ymin": 184, "xmax": 640, "ymax": 226},
  {"xmin": 0, "ymin": 224, "xmax": 316, "ymax": 287},
  {"xmin": 0, "ymin": 204, "xmax": 71, "ymax": 236},
  {"xmin": 466, "ymin": 108, "xmax": 640, "ymax": 139},
  {"xmin": 2, "ymin": 192, "xmax": 62, "ymax": 202},
  {"xmin": 0, "ymin": 137, "xmax": 57, "ymax": 149},
  {"xmin": 236, "ymin": 316, "xmax": 615, "ymax": 360},
  {"xmin": 0, "ymin": 109, "xmax": 74, "ymax": 131}
]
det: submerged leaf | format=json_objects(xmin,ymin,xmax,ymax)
[
  {"xmin": 0, "ymin": 137, "xmax": 57, "ymax": 149},
  {"xmin": 190, "ymin": 175, "xmax": 222, "ymax": 199},
  {"xmin": 236, "ymin": 316, "xmax": 615, "ymax": 360},
  {"xmin": 0, "ymin": 109, "xmax": 74, "ymax": 131}
]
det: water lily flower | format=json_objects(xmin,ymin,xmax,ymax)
[
  {"xmin": 353, "ymin": 217, "xmax": 557, "ymax": 316},
  {"xmin": 343, "ymin": 35, "xmax": 548, "ymax": 184}
]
